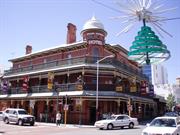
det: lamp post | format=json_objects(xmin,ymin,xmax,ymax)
[{"xmin": 96, "ymin": 55, "xmax": 114, "ymax": 121}]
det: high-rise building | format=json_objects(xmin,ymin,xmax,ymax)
[
  {"xmin": 142, "ymin": 64, "xmax": 168, "ymax": 85},
  {"xmin": 152, "ymin": 64, "xmax": 168, "ymax": 85},
  {"xmin": 176, "ymin": 77, "xmax": 180, "ymax": 86},
  {"xmin": 0, "ymin": 65, "xmax": 3, "ymax": 76}
]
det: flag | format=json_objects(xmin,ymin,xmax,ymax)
[
  {"xmin": 141, "ymin": 80, "xmax": 147, "ymax": 95},
  {"xmin": 149, "ymin": 84, "xmax": 154, "ymax": 97},
  {"xmin": 22, "ymin": 76, "xmax": 29, "ymax": 91},
  {"xmin": 48, "ymin": 72, "xmax": 54, "ymax": 90},
  {"xmin": 1, "ymin": 80, "xmax": 8, "ymax": 92},
  {"xmin": 130, "ymin": 77, "xmax": 137, "ymax": 92}
]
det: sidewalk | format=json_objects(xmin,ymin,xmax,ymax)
[{"xmin": 36, "ymin": 122, "xmax": 95, "ymax": 128}]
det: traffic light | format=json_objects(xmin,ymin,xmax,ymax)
[
  {"xmin": 63, "ymin": 96, "xmax": 66, "ymax": 105},
  {"xmin": 128, "ymin": 98, "xmax": 132, "ymax": 106},
  {"xmin": 67, "ymin": 97, "xmax": 73, "ymax": 105},
  {"xmin": 62, "ymin": 96, "xmax": 73, "ymax": 105}
]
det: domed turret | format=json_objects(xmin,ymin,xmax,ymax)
[
  {"xmin": 82, "ymin": 16, "xmax": 105, "ymax": 31},
  {"xmin": 81, "ymin": 16, "xmax": 107, "ymax": 45}
]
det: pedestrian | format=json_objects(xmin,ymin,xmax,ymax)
[
  {"xmin": 56, "ymin": 111, "xmax": 61, "ymax": 126},
  {"xmin": 40, "ymin": 113, "xmax": 43, "ymax": 122}
]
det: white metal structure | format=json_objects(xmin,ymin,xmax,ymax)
[
  {"xmin": 92, "ymin": 0, "xmax": 180, "ymax": 37},
  {"xmin": 112, "ymin": 0, "xmax": 179, "ymax": 37}
]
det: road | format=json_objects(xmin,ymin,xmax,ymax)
[{"xmin": 0, "ymin": 121, "xmax": 145, "ymax": 135}]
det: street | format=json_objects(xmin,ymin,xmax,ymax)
[{"xmin": 0, "ymin": 121, "xmax": 145, "ymax": 135}]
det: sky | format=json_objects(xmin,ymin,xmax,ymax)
[{"xmin": 0, "ymin": 0, "xmax": 180, "ymax": 84}]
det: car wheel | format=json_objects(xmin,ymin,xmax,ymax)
[
  {"xmin": 107, "ymin": 123, "xmax": 113, "ymax": 130},
  {"xmin": 129, "ymin": 122, "xmax": 134, "ymax": 129},
  {"xmin": 4, "ymin": 118, "xmax": 9, "ymax": 124},
  {"xmin": 30, "ymin": 122, "xmax": 34, "ymax": 126},
  {"xmin": 18, "ymin": 119, "xmax": 23, "ymax": 126}
]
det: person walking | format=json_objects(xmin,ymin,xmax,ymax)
[{"xmin": 56, "ymin": 111, "xmax": 61, "ymax": 126}]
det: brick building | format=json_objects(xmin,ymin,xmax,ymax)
[{"xmin": 0, "ymin": 16, "xmax": 165, "ymax": 124}]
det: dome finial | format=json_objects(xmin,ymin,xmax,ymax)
[{"xmin": 91, "ymin": 13, "xmax": 96, "ymax": 20}]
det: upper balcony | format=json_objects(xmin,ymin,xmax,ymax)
[{"xmin": 4, "ymin": 56, "xmax": 147, "ymax": 79}]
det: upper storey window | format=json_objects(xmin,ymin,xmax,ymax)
[
  {"xmin": 93, "ymin": 47, "xmax": 99, "ymax": 57},
  {"xmin": 92, "ymin": 47, "xmax": 99, "ymax": 62},
  {"xmin": 86, "ymin": 32, "xmax": 104, "ymax": 40},
  {"xmin": 29, "ymin": 61, "xmax": 32, "ymax": 66}
]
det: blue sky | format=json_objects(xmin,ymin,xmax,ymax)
[{"xmin": 0, "ymin": 0, "xmax": 180, "ymax": 84}]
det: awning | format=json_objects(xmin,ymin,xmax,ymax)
[{"xmin": 0, "ymin": 91, "xmax": 84, "ymax": 99}]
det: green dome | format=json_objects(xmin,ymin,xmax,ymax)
[{"xmin": 128, "ymin": 26, "xmax": 170, "ymax": 65}]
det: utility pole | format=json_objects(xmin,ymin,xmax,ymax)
[
  {"xmin": 128, "ymin": 98, "xmax": 132, "ymax": 117},
  {"xmin": 64, "ymin": 95, "xmax": 68, "ymax": 126}
]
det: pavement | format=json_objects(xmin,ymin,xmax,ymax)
[{"xmin": 36, "ymin": 122, "xmax": 95, "ymax": 128}]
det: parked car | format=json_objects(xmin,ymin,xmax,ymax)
[
  {"xmin": 0, "ymin": 111, "xmax": 3, "ymax": 121},
  {"xmin": 3, "ymin": 108, "xmax": 35, "ymax": 126},
  {"xmin": 142, "ymin": 116, "xmax": 180, "ymax": 135},
  {"xmin": 94, "ymin": 114, "xmax": 138, "ymax": 130}
]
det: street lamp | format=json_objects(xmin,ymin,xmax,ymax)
[{"xmin": 96, "ymin": 55, "xmax": 114, "ymax": 121}]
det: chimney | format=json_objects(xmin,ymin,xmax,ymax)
[
  {"xmin": 67, "ymin": 23, "xmax": 76, "ymax": 44},
  {"xmin": 26, "ymin": 45, "xmax": 32, "ymax": 54}
]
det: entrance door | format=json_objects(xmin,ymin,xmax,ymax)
[{"xmin": 89, "ymin": 107, "xmax": 96, "ymax": 125}]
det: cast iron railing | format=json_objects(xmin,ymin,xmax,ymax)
[{"xmin": 4, "ymin": 56, "xmax": 147, "ymax": 79}]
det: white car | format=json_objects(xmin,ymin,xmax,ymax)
[
  {"xmin": 94, "ymin": 114, "xmax": 138, "ymax": 130},
  {"xmin": 142, "ymin": 116, "xmax": 180, "ymax": 135}
]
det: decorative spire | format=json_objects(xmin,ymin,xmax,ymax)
[{"xmin": 91, "ymin": 15, "xmax": 96, "ymax": 21}]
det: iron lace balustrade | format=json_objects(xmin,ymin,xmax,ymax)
[{"xmin": 4, "ymin": 56, "xmax": 147, "ymax": 79}]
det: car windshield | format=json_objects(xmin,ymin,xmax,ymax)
[
  {"xmin": 150, "ymin": 118, "xmax": 176, "ymax": 127},
  {"xmin": 106, "ymin": 115, "xmax": 116, "ymax": 120},
  {"xmin": 18, "ymin": 110, "xmax": 28, "ymax": 115},
  {"xmin": 164, "ymin": 112, "xmax": 178, "ymax": 117}
]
